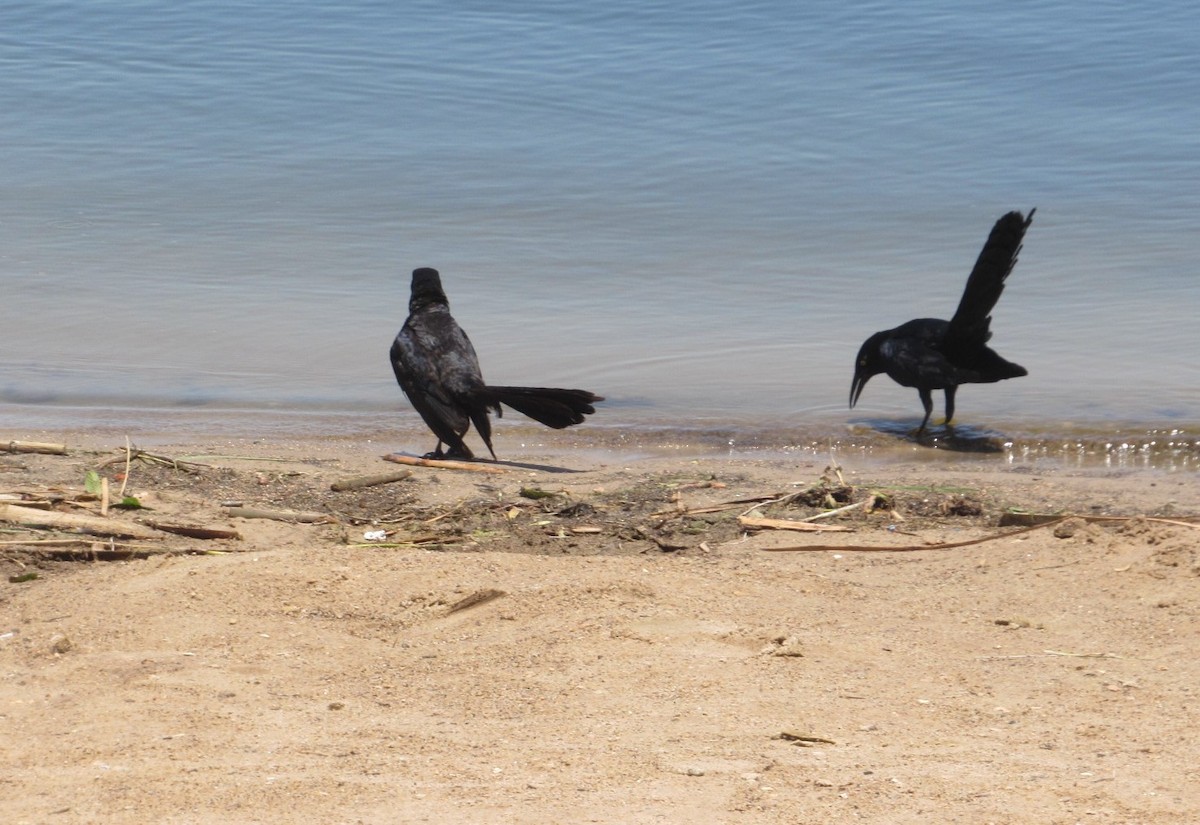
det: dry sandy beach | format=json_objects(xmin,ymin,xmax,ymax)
[{"xmin": 2, "ymin": 424, "xmax": 1199, "ymax": 824}]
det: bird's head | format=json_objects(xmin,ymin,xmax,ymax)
[
  {"xmin": 849, "ymin": 332, "xmax": 888, "ymax": 409},
  {"xmin": 409, "ymin": 267, "xmax": 449, "ymax": 312}
]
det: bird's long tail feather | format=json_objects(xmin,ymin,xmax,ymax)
[
  {"xmin": 947, "ymin": 208, "xmax": 1035, "ymax": 344},
  {"xmin": 476, "ymin": 386, "xmax": 603, "ymax": 429}
]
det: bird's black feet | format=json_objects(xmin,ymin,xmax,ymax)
[{"xmin": 423, "ymin": 445, "xmax": 475, "ymax": 461}]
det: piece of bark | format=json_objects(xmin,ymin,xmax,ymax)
[
  {"xmin": 446, "ymin": 588, "xmax": 507, "ymax": 615},
  {"xmin": 141, "ymin": 520, "xmax": 242, "ymax": 540},
  {"xmin": 998, "ymin": 512, "xmax": 1064, "ymax": 527}
]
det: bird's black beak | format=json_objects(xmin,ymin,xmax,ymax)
[{"xmin": 849, "ymin": 372, "xmax": 869, "ymax": 409}]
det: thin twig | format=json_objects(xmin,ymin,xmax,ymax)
[
  {"xmin": 177, "ymin": 454, "xmax": 296, "ymax": 462},
  {"xmin": 0, "ymin": 538, "xmax": 155, "ymax": 547},
  {"xmin": 650, "ymin": 494, "xmax": 783, "ymax": 518},
  {"xmin": 96, "ymin": 449, "xmax": 209, "ymax": 473},
  {"xmin": 119, "ymin": 436, "xmax": 132, "ymax": 498},
  {"xmin": 1043, "ymin": 649, "xmax": 1125, "ymax": 659},
  {"xmin": 738, "ymin": 490, "xmax": 808, "ymax": 518},
  {"xmin": 763, "ymin": 518, "xmax": 1065, "ymax": 552},
  {"xmin": 765, "ymin": 510, "xmax": 1200, "ymax": 554},
  {"xmin": 1031, "ymin": 559, "xmax": 1083, "ymax": 571},
  {"xmin": 1003, "ymin": 512, "xmax": 1200, "ymax": 530},
  {"xmin": 801, "ymin": 499, "xmax": 870, "ymax": 522}
]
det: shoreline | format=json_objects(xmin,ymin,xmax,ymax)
[{"xmin": 3, "ymin": 401, "xmax": 1199, "ymax": 473}]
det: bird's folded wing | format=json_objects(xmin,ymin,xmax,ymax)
[{"xmin": 881, "ymin": 339, "xmax": 959, "ymax": 388}]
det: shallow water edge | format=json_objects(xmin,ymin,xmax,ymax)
[{"xmin": 2, "ymin": 402, "xmax": 1197, "ymax": 473}]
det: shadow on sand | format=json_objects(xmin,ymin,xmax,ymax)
[{"xmin": 390, "ymin": 452, "xmax": 588, "ymax": 474}]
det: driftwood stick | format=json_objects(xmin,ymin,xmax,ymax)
[
  {"xmin": 0, "ymin": 504, "xmax": 165, "ymax": 539},
  {"xmin": 738, "ymin": 515, "xmax": 853, "ymax": 533},
  {"xmin": 382, "ymin": 453, "xmax": 508, "ymax": 474},
  {"xmin": 224, "ymin": 507, "xmax": 333, "ymax": 524},
  {"xmin": 2, "ymin": 440, "xmax": 67, "ymax": 456},
  {"xmin": 330, "ymin": 469, "xmax": 413, "ymax": 492}
]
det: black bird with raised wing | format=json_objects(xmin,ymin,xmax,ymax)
[
  {"xmin": 849, "ymin": 209, "xmax": 1035, "ymax": 433},
  {"xmin": 390, "ymin": 268, "xmax": 603, "ymax": 460}
]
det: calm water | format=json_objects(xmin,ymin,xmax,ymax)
[{"xmin": 2, "ymin": 1, "xmax": 1198, "ymax": 462}]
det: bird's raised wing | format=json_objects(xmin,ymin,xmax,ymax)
[{"xmin": 945, "ymin": 209, "xmax": 1034, "ymax": 348}]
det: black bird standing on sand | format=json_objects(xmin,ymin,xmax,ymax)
[
  {"xmin": 849, "ymin": 209, "xmax": 1035, "ymax": 433},
  {"xmin": 390, "ymin": 268, "xmax": 603, "ymax": 460}
]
